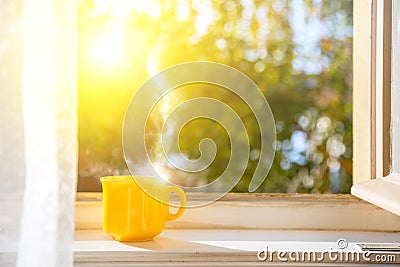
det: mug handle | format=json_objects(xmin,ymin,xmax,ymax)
[{"xmin": 165, "ymin": 186, "xmax": 186, "ymax": 221}]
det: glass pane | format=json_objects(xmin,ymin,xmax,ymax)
[{"xmin": 77, "ymin": 0, "xmax": 353, "ymax": 193}]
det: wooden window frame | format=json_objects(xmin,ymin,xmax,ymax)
[
  {"xmin": 76, "ymin": 0, "xmax": 400, "ymax": 231},
  {"xmin": 353, "ymin": 0, "xmax": 392, "ymax": 182},
  {"xmin": 351, "ymin": 0, "xmax": 400, "ymax": 217}
]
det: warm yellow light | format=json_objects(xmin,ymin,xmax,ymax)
[
  {"xmin": 111, "ymin": 0, "xmax": 136, "ymax": 19},
  {"xmin": 90, "ymin": 32, "xmax": 123, "ymax": 67},
  {"xmin": 87, "ymin": 0, "xmax": 161, "ymax": 68},
  {"xmin": 111, "ymin": 0, "xmax": 160, "ymax": 20}
]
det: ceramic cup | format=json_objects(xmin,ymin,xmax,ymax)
[{"xmin": 101, "ymin": 175, "xmax": 186, "ymax": 241}]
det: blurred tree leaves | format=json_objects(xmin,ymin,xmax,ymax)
[{"xmin": 77, "ymin": 0, "xmax": 352, "ymax": 193}]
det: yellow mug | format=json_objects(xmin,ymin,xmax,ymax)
[{"xmin": 100, "ymin": 175, "xmax": 186, "ymax": 241}]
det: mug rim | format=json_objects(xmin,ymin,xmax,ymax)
[
  {"xmin": 100, "ymin": 175, "xmax": 167, "ymax": 185},
  {"xmin": 100, "ymin": 175, "xmax": 135, "ymax": 183}
]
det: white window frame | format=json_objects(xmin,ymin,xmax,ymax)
[
  {"xmin": 352, "ymin": 0, "xmax": 391, "ymax": 182},
  {"xmin": 351, "ymin": 0, "xmax": 400, "ymax": 217},
  {"xmin": 76, "ymin": 0, "xmax": 400, "ymax": 232}
]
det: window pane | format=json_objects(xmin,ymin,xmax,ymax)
[{"xmin": 77, "ymin": 0, "xmax": 353, "ymax": 193}]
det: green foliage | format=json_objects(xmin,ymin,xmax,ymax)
[{"xmin": 77, "ymin": 0, "xmax": 353, "ymax": 193}]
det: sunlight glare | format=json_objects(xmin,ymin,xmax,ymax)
[
  {"xmin": 91, "ymin": 32, "xmax": 124, "ymax": 67},
  {"xmin": 111, "ymin": 0, "xmax": 160, "ymax": 20}
]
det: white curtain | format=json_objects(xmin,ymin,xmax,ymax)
[{"xmin": 0, "ymin": 0, "xmax": 77, "ymax": 266}]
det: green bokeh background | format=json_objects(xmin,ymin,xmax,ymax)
[{"xmin": 77, "ymin": 0, "xmax": 353, "ymax": 193}]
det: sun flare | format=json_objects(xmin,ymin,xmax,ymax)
[{"xmin": 90, "ymin": 34, "xmax": 124, "ymax": 67}]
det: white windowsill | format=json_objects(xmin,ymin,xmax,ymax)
[
  {"xmin": 70, "ymin": 193, "xmax": 400, "ymax": 265},
  {"xmin": 2, "ymin": 229, "xmax": 399, "ymax": 265},
  {"xmin": 2, "ymin": 193, "xmax": 400, "ymax": 266},
  {"xmin": 76, "ymin": 193, "xmax": 400, "ymax": 232},
  {"xmin": 73, "ymin": 229, "xmax": 400, "ymax": 266}
]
